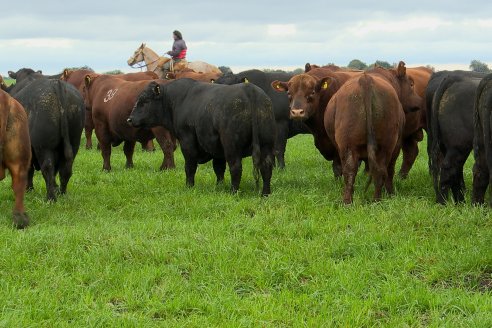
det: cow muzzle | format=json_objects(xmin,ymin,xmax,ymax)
[{"xmin": 290, "ymin": 108, "xmax": 305, "ymax": 119}]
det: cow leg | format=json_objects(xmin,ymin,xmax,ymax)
[
  {"xmin": 274, "ymin": 123, "xmax": 288, "ymax": 169},
  {"xmin": 39, "ymin": 151, "xmax": 57, "ymax": 202},
  {"xmin": 227, "ymin": 157, "xmax": 242, "ymax": 194},
  {"xmin": 152, "ymin": 127, "xmax": 176, "ymax": 170},
  {"xmin": 385, "ymin": 147, "xmax": 401, "ymax": 196},
  {"xmin": 184, "ymin": 158, "xmax": 198, "ymax": 187},
  {"xmin": 451, "ymin": 161, "xmax": 467, "ymax": 204},
  {"xmin": 85, "ymin": 109, "xmax": 94, "ymax": 150},
  {"xmin": 341, "ymin": 150, "xmax": 358, "ymax": 204},
  {"xmin": 372, "ymin": 157, "xmax": 388, "ymax": 202},
  {"xmin": 9, "ymin": 164, "xmax": 30, "ymax": 229},
  {"xmin": 85, "ymin": 127, "xmax": 93, "ymax": 150},
  {"xmin": 437, "ymin": 149, "xmax": 468, "ymax": 204},
  {"xmin": 123, "ymin": 141, "xmax": 136, "ymax": 169},
  {"xmin": 259, "ymin": 148, "xmax": 274, "ymax": 196},
  {"xmin": 27, "ymin": 165, "xmax": 35, "ymax": 192},
  {"xmin": 332, "ymin": 154, "xmax": 343, "ymax": 178},
  {"xmin": 399, "ymin": 137, "xmax": 419, "ymax": 179},
  {"xmin": 213, "ymin": 158, "xmax": 226, "ymax": 184},
  {"xmin": 472, "ymin": 155, "xmax": 489, "ymax": 205},
  {"xmin": 58, "ymin": 156, "xmax": 74, "ymax": 195},
  {"xmin": 141, "ymin": 139, "xmax": 156, "ymax": 152},
  {"xmin": 99, "ymin": 142, "xmax": 112, "ymax": 171}
]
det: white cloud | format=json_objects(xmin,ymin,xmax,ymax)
[
  {"xmin": 348, "ymin": 16, "xmax": 450, "ymax": 38},
  {"xmin": 10, "ymin": 38, "xmax": 75, "ymax": 49},
  {"xmin": 267, "ymin": 24, "xmax": 297, "ymax": 38}
]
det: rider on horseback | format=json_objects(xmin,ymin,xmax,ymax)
[{"xmin": 162, "ymin": 30, "xmax": 187, "ymax": 73}]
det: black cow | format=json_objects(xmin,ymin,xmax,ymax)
[
  {"xmin": 425, "ymin": 70, "xmax": 485, "ymax": 169},
  {"xmin": 12, "ymin": 78, "xmax": 85, "ymax": 201},
  {"xmin": 215, "ymin": 69, "xmax": 309, "ymax": 169},
  {"xmin": 127, "ymin": 78, "xmax": 276, "ymax": 196},
  {"xmin": 427, "ymin": 72, "xmax": 484, "ymax": 204},
  {"xmin": 8, "ymin": 68, "xmax": 62, "ymax": 82},
  {"xmin": 472, "ymin": 73, "xmax": 492, "ymax": 205}
]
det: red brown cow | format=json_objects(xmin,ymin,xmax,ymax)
[
  {"xmin": 83, "ymin": 73, "xmax": 176, "ymax": 171},
  {"xmin": 61, "ymin": 69, "xmax": 158, "ymax": 150},
  {"xmin": 271, "ymin": 67, "xmax": 363, "ymax": 177},
  {"xmin": 0, "ymin": 89, "xmax": 31, "ymax": 228},
  {"xmin": 324, "ymin": 62, "xmax": 421, "ymax": 203}
]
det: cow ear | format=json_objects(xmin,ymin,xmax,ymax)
[
  {"xmin": 316, "ymin": 77, "xmax": 334, "ymax": 92},
  {"xmin": 397, "ymin": 61, "xmax": 407, "ymax": 78},
  {"xmin": 84, "ymin": 74, "xmax": 91, "ymax": 87},
  {"xmin": 153, "ymin": 84, "xmax": 161, "ymax": 95},
  {"xmin": 305, "ymin": 63, "xmax": 312, "ymax": 73},
  {"xmin": 8, "ymin": 71, "xmax": 15, "ymax": 79},
  {"xmin": 37, "ymin": 70, "xmax": 43, "ymax": 74},
  {"xmin": 271, "ymin": 80, "xmax": 288, "ymax": 92},
  {"xmin": 62, "ymin": 69, "xmax": 69, "ymax": 79}
]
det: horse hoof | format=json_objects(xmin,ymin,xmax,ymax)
[{"xmin": 13, "ymin": 211, "xmax": 30, "ymax": 229}]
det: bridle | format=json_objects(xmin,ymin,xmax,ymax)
[{"xmin": 128, "ymin": 47, "xmax": 161, "ymax": 71}]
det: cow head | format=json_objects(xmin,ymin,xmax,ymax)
[
  {"xmin": 394, "ymin": 61, "xmax": 422, "ymax": 113},
  {"xmin": 127, "ymin": 81, "xmax": 169, "ymax": 130},
  {"xmin": 8, "ymin": 68, "xmax": 42, "ymax": 82},
  {"xmin": 271, "ymin": 74, "xmax": 333, "ymax": 121}
]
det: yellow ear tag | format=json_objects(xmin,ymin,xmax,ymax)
[
  {"xmin": 244, "ymin": 78, "xmax": 249, "ymax": 83},
  {"xmin": 276, "ymin": 84, "xmax": 280, "ymax": 89},
  {"xmin": 322, "ymin": 81, "xmax": 328, "ymax": 89}
]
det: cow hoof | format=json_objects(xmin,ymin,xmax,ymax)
[{"xmin": 13, "ymin": 211, "xmax": 30, "ymax": 229}]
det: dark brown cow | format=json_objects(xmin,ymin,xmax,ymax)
[
  {"xmin": 397, "ymin": 66, "xmax": 433, "ymax": 178},
  {"xmin": 83, "ymin": 73, "xmax": 176, "ymax": 171},
  {"xmin": 271, "ymin": 67, "xmax": 362, "ymax": 177},
  {"xmin": 61, "ymin": 69, "xmax": 158, "ymax": 150},
  {"xmin": 304, "ymin": 63, "xmax": 342, "ymax": 72},
  {"xmin": 0, "ymin": 89, "xmax": 31, "ymax": 228},
  {"xmin": 324, "ymin": 63, "xmax": 421, "ymax": 203}
]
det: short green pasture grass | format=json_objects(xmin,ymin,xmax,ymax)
[{"xmin": 0, "ymin": 135, "xmax": 491, "ymax": 326}]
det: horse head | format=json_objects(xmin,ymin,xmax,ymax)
[{"xmin": 127, "ymin": 43, "xmax": 146, "ymax": 66}]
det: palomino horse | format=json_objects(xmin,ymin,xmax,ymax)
[{"xmin": 127, "ymin": 43, "xmax": 222, "ymax": 79}]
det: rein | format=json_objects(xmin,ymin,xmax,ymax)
[{"xmin": 129, "ymin": 52, "xmax": 162, "ymax": 70}]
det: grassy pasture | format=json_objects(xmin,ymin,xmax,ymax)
[{"xmin": 0, "ymin": 134, "xmax": 491, "ymax": 326}]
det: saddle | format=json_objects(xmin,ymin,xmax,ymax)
[{"xmin": 157, "ymin": 57, "xmax": 188, "ymax": 73}]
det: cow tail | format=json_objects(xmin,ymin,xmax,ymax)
[
  {"xmin": 359, "ymin": 74, "xmax": 377, "ymax": 189},
  {"xmin": 430, "ymin": 75, "xmax": 460, "ymax": 194},
  {"xmin": 56, "ymin": 81, "xmax": 74, "ymax": 161},
  {"xmin": 245, "ymin": 84, "xmax": 262, "ymax": 188}
]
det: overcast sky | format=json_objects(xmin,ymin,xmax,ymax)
[{"xmin": 1, "ymin": 0, "xmax": 491, "ymax": 75}]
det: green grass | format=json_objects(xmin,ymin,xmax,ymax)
[{"xmin": 0, "ymin": 135, "xmax": 491, "ymax": 326}]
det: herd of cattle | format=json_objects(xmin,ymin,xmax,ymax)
[{"xmin": 1, "ymin": 61, "xmax": 492, "ymax": 229}]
